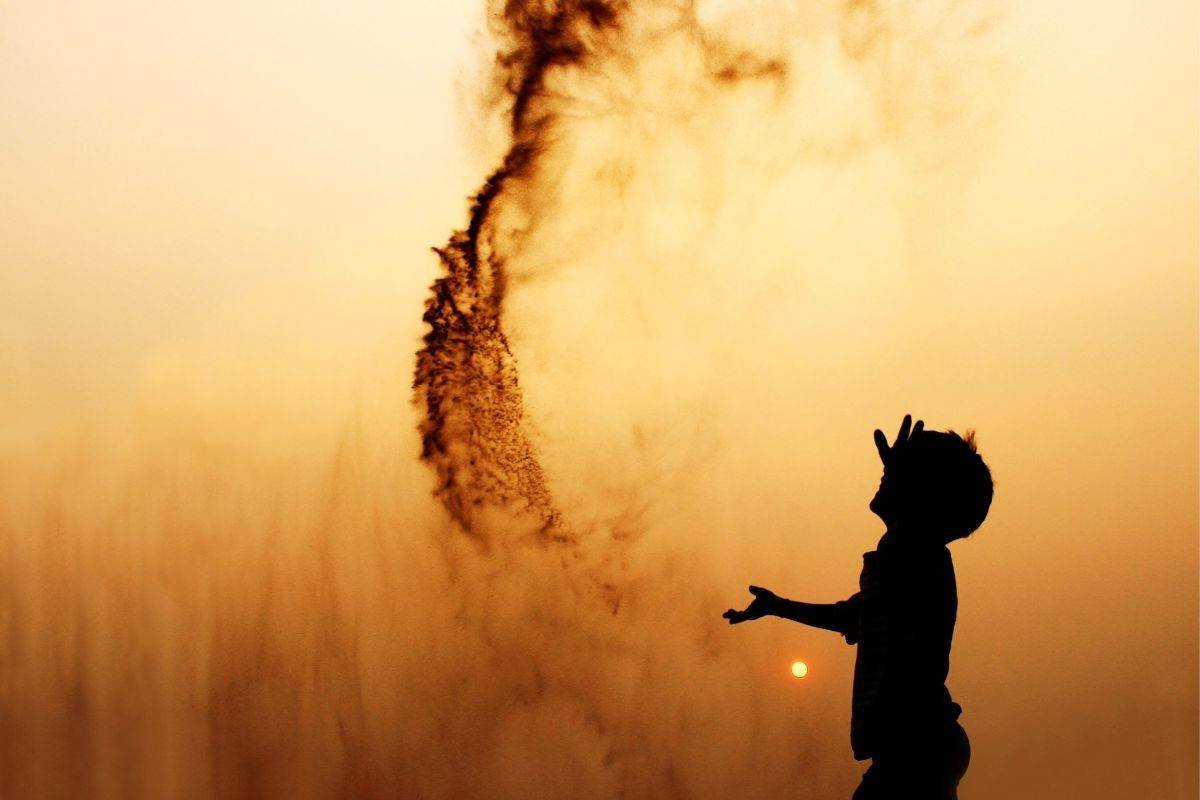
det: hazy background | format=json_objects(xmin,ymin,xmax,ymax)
[{"xmin": 1, "ymin": 1, "xmax": 1196, "ymax": 798}]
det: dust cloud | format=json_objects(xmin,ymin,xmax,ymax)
[{"xmin": 0, "ymin": 0, "xmax": 1196, "ymax": 799}]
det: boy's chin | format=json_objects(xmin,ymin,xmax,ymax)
[{"xmin": 869, "ymin": 501, "xmax": 899, "ymax": 529}]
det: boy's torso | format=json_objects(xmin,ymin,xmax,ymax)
[{"xmin": 849, "ymin": 532, "xmax": 961, "ymax": 760}]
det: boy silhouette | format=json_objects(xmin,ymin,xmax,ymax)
[{"xmin": 723, "ymin": 415, "xmax": 993, "ymax": 799}]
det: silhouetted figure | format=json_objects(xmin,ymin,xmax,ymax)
[{"xmin": 724, "ymin": 415, "xmax": 993, "ymax": 799}]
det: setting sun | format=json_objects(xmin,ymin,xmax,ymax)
[{"xmin": 791, "ymin": 661, "xmax": 809, "ymax": 679}]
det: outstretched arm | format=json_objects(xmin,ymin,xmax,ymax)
[{"xmin": 723, "ymin": 585, "xmax": 858, "ymax": 638}]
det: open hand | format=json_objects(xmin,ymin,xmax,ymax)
[
  {"xmin": 723, "ymin": 585, "xmax": 780, "ymax": 624},
  {"xmin": 873, "ymin": 413, "xmax": 924, "ymax": 466}
]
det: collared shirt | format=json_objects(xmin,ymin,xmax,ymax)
[{"xmin": 834, "ymin": 531, "xmax": 962, "ymax": 760}]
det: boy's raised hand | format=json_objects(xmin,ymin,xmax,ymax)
[
  {"xmin": 874, "ymin": 413, "xmax": 924, "ymax": 465},
  {"xmin": 723, "ymin": 585, "xmax": 780, "ymax": 624}
]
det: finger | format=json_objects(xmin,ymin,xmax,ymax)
[
  {"xmin": 874, "ymin": 429, "xmax": 889, "ymax": 460},
  {"xmin": 894, "ymin": 414, "xmax": 912, "ymax": 448},
  {"xmin": 912, "ymin": 419, "xmax": 924, "ymax": 440},
  {"xmin": 724, "ymin": 610, "xmax": 746, "ymax": 624},
  {"xmin": 749, "ymin": 585, "xmax": 768, "ymax": 597}
]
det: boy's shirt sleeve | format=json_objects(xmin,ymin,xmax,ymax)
[{"xmin": 834, "ymin": 592, "xmax": 862, "ymax": 645}]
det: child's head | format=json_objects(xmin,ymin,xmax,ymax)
[{"xmin": 870, "ymin": 422, "xmax": 993, "ymax": 543}]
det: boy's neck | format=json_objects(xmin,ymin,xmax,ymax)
[{"xmin": 880, "ymin": 526, "xmax": 946, "ymax": 550}]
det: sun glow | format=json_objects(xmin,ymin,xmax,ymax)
[{"xmin": 791, "ymin": 661, "xmax": 808, "ymax": 679}]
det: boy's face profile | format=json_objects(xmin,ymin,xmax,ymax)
[
  {"xmin": 869, "ymin": 415, "xmax": 923, "ymax": 532},
  {"xmin": 869, "ymin": 460, "xmax": 915, "ymax": 531},
  {"xmin": 869, "ymin": 467, "xmax": 893, "ymax": 523}
]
